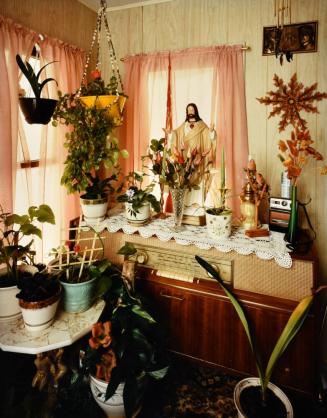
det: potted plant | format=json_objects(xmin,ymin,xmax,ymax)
[
  {"xmin": 195, "ymin": 255, "xmax": 325, "ymax": 418},
  {"xmin": 205, "ymin": 147, "xmax": 233, "ymax": 239},
  {"xmin": 52, "ymin": 71, "xmax": 128, "ymax": 224},
  {"xmin": 76, "ymin": 263, "xmax": 169, "ymax": 418},
  {"xmin": 0, "ymin": 203, "xmax": 55, "ymax": 320},
  {"xmin": 117, "ymin": 171, "xmax": 160, "ymax": 224},
  {"xmin": 16, "ymin": 54, "xmax": 58, "ymax": 124},
  {"xmin": 79, "ymin": 70, "xmax": 127, "ymax": 127},
  {"xmin": 16, "ymin": 269, "xmax": 62, "ymax": 332},
  {"xmin": 48, "ymin": 232, "xmax": 113, "ymax": 313}
]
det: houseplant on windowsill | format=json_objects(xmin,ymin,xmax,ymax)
[
  {"xmin": 74, "ymin": 263, "xmax": 169, "ymax": 418},
  {"xmin": 52, "ymin": 70, "xmax": 128, "ymax": 224},
  {"xmin": 16, "ymin": 54, "xmax": 58, "ymax": 124},
  {"xmin": 205, "ymin": 147, "xmax": 233, "ymax": 239},
  {"xmin": 117, "ymin": 172, "xmax": 160, "ymax": 225},
  {"xmin": 0, "ymin": 203, "xmax": 55, "ymax": 320},
  {"xmin": 195, "ymin": 255, "xmax": 326, "ymax": 418}
]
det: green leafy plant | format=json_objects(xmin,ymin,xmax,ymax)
[
  {"xmin": 80, "ymin": 264, "xmax": 169, "ymax": 418},
  {"xmin": 0, "ymin": 204, "xmax": 55, "ymax": 286},
  {"xmin": 195, "ymin": 255, "xmax": 324, "ymax": 405},
  {"xmin": 83, "ymin": 173, "xmax": 119, "ymax": 200},
  {"xmin": 52, "ymin": 90, "xmax": 127, "ymax": 195},
  {"xmin": 16, "ymin": 54, "xmax": 57, "ymax": 99},
  {"xmin": 81, "ymin": 71, "xmax": 124, "ymax": 96},
  {"xmin": 16, "ymin": 270, "xmax": 61, "ymax": 302},
  {"xmin": 117, "ymin": 172, "xmax": 160, "ymax": 216}
]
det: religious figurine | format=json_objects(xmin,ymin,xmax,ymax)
[
  {"xmin": 240, "ymin": 158, "xmax": 269, "ymax": 235},
  {"xmin": 164, "ymin": 103, "xmax": 216, "ymax": 218}
]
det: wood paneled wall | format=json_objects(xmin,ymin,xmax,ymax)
[
  {"xmin": 102, "ymin": 0, "xmax": 327, "ymax": 281},
  {"xmin": 0, "ymin": 0, "xmax": 96, "ymax": 51}
]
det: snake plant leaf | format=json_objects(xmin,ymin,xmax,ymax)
[{"xmin": 263, "ymin": 294, "xmax": 314, "ymax": 391}]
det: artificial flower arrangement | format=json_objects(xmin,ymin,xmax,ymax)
[
  {"xmin": 117, "ymin": 171, "xmax": 160, "ymax": 217},
  {"xmin": 161, "ymin": 145, "xmax": 211, "ymax": 190},
  {"xmin": 278, "ymin": 128, "xmax": 327, "ymax": 185}
]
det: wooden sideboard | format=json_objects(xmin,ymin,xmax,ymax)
[{"xmin": 81, "ymin": 228, "xmax": 322, "ymax": 396}]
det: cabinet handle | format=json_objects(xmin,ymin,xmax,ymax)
[{"xmin": 159, "ymin": 291, "xmax": 185, "ymax": 301}]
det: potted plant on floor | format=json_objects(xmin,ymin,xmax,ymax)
[
  {"xmin": 52, "ymin": 70, "xmax": 128, "ymax": 224},
  {"xmin": 16, "ymin": 54, "xmax": 58, "ymax": 124},
  {"xmin": 205, "ymin": 147, "xmax": 233, "ymax": 239},
  {"xmin": 76, "ymin": 262, "xmax": 169, "ymax": 418},
  {"xmin": 0, "ymin": 203, "xmax": 55, "ymax": 320},
  {"xmin": 117, "ymin": 172, "xmax": 160, "ymax": 225},
  {"xmin": 195, "ymin": 255, "xmax": 325, "ymax": 418}
]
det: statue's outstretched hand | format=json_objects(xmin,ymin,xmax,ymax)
[{"xmin": 210, "ymin": 123, "xmax": 215, "ymax": 131}]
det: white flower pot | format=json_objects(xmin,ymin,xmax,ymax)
[
  {"xmin": 90, "ymin": 375, "xmax": 125, "ymax": 418},
  {"xmin": 0, "ymin": 285, "xmax": 22, "ymax": 322},
  {"xmin": 125, "ymin": 202, "xmax": 150, "ymax": 224},
  {"xmin": 206, "ymin": 211, "xmax": 232, "ymax": 239},
  {"xmin": 18, "ymin": 290, "xmax": 61, "ymax": 332},
  {"xmin": 234, "ymin": 377, "xmax": 293, "ymax": 418},
  {"xmin": 80, "ymin": 196, "xmax": 108, "ymax": 225}
]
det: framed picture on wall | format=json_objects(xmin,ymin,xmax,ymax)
[{"xmin": 262, "ymin": 21, "xmax": 318, "ymax": 56}]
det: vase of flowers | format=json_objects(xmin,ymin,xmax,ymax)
[
  {"xmin": 278, "ymin": 129, "xmax": 326, "ymax": 248},
  {"xmin": 161, "ymin": 146, "xmax": 209, "ymax": 230}
]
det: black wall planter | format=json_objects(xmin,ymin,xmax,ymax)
[{"xmin": 19, "ymin": 98, "xmax": 58, "ymax": 125}]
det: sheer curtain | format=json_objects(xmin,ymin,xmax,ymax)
[
  {"xmin": 0, "ymin": 15, "xmax": 38, "ymax": 213},
  {"xmin": 15, "ymin": 35, "xmax": 85, "ymax": 261},
  {"xmin": 123, "ymin": 45, "xmax": 248, "ymax": 213}
]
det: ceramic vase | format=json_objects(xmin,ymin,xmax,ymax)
[
  {"xmin": 234, "ymin": 377, "xmax": 293, "ymax": 418},
  {"xmin": 125, "ymin": 202, "xmax": 150, "ymax": 225},
  {"xmin": 90, "ymin": 375, "xmax": 125, "ymax": 418},
  {"xmin": 170, "ymin": 188, "xmax": 187, "ymax": 230},
  {"xmin": 285, "ymin": 185, "xmax": 298, "ymax": 246}
]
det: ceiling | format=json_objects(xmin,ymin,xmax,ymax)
[{"xmin": 78, "ymin": 0, "xmax": 173, "ymax": 12}]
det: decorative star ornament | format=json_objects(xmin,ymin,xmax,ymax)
[{"xmin": 257, "ymin": 73, "xmax": 327, "ymax": 132}]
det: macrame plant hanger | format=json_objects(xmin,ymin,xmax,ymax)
[{"xmin": 78, "ymin": 0, "xmax": 126, "ymax": 126}]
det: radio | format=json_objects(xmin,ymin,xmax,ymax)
[{"xmin": 269, "ymin": 196, "xmax": 292, "ymax": 232}]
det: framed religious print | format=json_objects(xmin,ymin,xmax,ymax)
[{"xmin": 262, "ymin": 21, "xmax": 318, "ymax": 56}]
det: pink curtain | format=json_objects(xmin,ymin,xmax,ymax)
[
  {"xmin": 0, "ymin": 15, "xmax": 38, "ymax": 212},
  {"xmin": 15, "ymin": 35, "xmax": 85, "ymax": 260},
  {"xmin": 122, "ymin": 52, "xmax": 169, "ymax": 174},
  {"xmin": 123, "ymin": 45, "xmax": 248, "ymax": 213}
]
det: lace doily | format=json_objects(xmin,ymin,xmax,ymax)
[{"xmin": 86, "ymin": 211, "xmax": 292, "ymax": 269}]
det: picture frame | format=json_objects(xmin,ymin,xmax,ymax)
[{"xmin": 262, "ymin": 21, "xmax": 318, "ymax": 56}]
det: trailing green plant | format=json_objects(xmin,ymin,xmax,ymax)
[
  {"xmin": 195, "ymin": 255, "xmax": 324, "ymax": 405},
  {"xmin": 0, "ymin": 204, "xmax": 55, "ymax": 287},
  {"xmin": 16, "ymin": 54, "xmax": 57, "ymax": 99},
  {"xmin": 79, "ymin": 263, "xmax": 169, "ymax": 418},
  {"xmin": 52, "ymin": 89, "xmax": 128, "ymax": 195},
  {"xmin": 82, "ymin": 173, "xmax": 119, "ymax": 200},
  {"xmin": 117, "ymin": 171, "xmax": 160, "ymax": 216},
  {"xmin": 80, "ymin": 70, "xmax": 124, "ymax": 96}
]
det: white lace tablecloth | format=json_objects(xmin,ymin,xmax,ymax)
[{"xmin": 90, "ymin": 212, "xmax": 292, "ymax": 269}]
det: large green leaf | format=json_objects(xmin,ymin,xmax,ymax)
[
  {"xmin": 34, "ymin": 204, "xmax": 55, "ymax": 224},
  {"xmin": 131, "ymin": 305, "xmax": 156, "ymax": 324},
  {"xmin": 263, "ymin": 294, "xmax": 314, "ymax": 391},
  {"xmin": 147, "ymin": 366, "xmax": 169, "ymax": 380},
  {"xmin": 117, "ymin": 243, "xmax": 137, "ymax": 256}
]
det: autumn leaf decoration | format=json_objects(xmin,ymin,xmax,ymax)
[
  {"xmin": 257, "ymin": 73, "xmax": 327, "ymax": 132},
  {"xmin": 278, "ymin": 129, "xmax": 326, "ymax": 186}
]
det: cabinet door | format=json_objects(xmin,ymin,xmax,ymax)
[{"xmin": 138, "ymin": 277, "xmax": 318, "ymax": 395}]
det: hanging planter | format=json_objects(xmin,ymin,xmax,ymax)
[
  {"xmin": 77, "ymin": 0, "xmax": 127, "ymax": 128},
  {"xmin": 16, "ymin": 54, "xmax": 58, "ymax": 125}
]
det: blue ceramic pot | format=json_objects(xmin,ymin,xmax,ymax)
[{"xmin": 60, "ymin": 276, "xmax": 98, "ymax": 313}]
